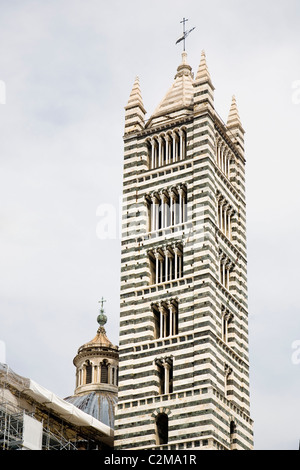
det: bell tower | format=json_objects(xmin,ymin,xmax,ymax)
[{"xmin": 114, "ymin": 49, "xmax": 253, "ymax": 450}]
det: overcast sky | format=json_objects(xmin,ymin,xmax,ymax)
[{"xmin": 0, "ymin": 0, "xmax": 299, "ymax": 451}]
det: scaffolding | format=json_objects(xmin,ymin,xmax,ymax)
[
  {"xmin": 0, "ymin": 403, "xmax": 80, "ymax": 450},
  {"xmin": 0, "ymin": 405, "xmax": 24, "ymax": 450},
  {"xmin": 0, "ymin": 363, "xmax": 113, "ymax": 450}
]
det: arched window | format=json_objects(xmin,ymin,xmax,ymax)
[
  {"xmin": 146, "ymin": 140, "xmax": 152, "ymax": 168},
  {"xmin": 85, "ymin": 361, "xmax": 92, "ymax": 384},
  {"xmin": 156, "ymin": 413, "xmax": 168, "ymax": 445},
  {"xmin": 101, "ymin": 361, "xmax": 109, "ymax": 384},
  {"xmin": 112, "ymin": 367, "xmax": 115, "ymax": 385},
  {"xmin": 157, "ymin": 362, "xmax": 165, "ymax": 395},
  {"xmin": 230, "ymin": 420, "xmax": 237, "ymax": 449}
]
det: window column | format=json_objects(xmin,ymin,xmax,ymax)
[
  {"xmin": 220, "ymin": 199, "xmax": 225, "ymax": 231},
  {"xmin": 158, "ymin": 136, "xmax": 162, "ymax": 167},
  {"xmin": 180, "ymin": 129, "xmax": 186, "ymax": 160},
  {"xmin": 169, "ymin": 189, "xmax": 174, "ymax": 227},
  {"xmin": 226, "ymin": 262, "xmax": 233, "ymax": 290},
  {"xmin": 164, "ymin": 362, "xmax": 171, "ymax": 394},
  {"xmin": 150, "ymin": 138, "xmax": 155, "ymax": 169},
  {"xmin": 165, "ymin": 134, "xmax": 170, "ymax": 164},
  {"xmin": 226, "ymin": 150, "xmax": 230, "ymax": 176},
  {"xmin": 223, "ymin": 203, "xmax": 228, "ymax": 236},
  {"xmin": 228, "ymin": 209, "xmax": 234, "ymax": 240},
  {"xmin": 174, "ymin": 246, "xmax": 179, "ymax": 279},
  {"xmin": 107, "ymin": 363, "xmax": 112, "ymax": 384},
  {"xmin": 151, "ymin": 194, "xmax": 157, "ymax": 232},
  {"xmin": 154, "ymin": 249, "xmax": 161, "ymax": 284},
  {"xmin": 219, "ymin": 255, "xmax": 226, "ymax": 285},
  {"xmin": 158, "ymin": 304, "xmax": 166, "ymax": 338},
  {"xmin": 168, "ymin": 302, "xmax": 177, "ymax": 336},
  {"xmin": 216, "ymin": 137, "xmax": 221, "ymax": 166},
  {"xmin": 230, "ymin": 209, "xmax": 234, "ymax": 240},
  {"xmin": 164, "ymin": 248, "xmax": 169, "ymax": 282},
  {"xmin": 178, "ymin": 187, "xmax": 184, "ymax": 224}
]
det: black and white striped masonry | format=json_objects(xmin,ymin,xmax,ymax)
[{"xmin": 114, "ymin": 50, "xmax": 253, "ymax": 450}]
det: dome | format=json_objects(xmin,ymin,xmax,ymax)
[
  {"xmin": 65, "ymin": 391, "xmax": 117, "ymax": 429},
  {"xmin": 65, "ymin": 301, "xmax": 119, "ymax": 429}
]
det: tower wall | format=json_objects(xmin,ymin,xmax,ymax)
[{"xmin": 115, "ymin": 53, "xmax": 253, "ymax": 450}]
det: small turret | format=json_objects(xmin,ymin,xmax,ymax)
[
  {"xmin": 124, "ymin": 76, "xmax": 146, "ymax": 134},
  {"xmin": 194, "ymin": 50, "xmax": 215, "ymax": 111},
  {"xmin": 227, "ymin": 95, "xmax": 245, "ymax": 155}
]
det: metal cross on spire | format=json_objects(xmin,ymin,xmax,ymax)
[
  {"xmin": 175, "ymin": 17, "xmax": 196, "ymax": 52},
  {"xmin": 99, "ymin": 297, "xmax": 106, "ymax": 312}
]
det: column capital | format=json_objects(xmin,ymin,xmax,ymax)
[
  {"xmin": 164, "ymin": 248, "xmax": 172, "ymax": 258},
  {"xmin": 226, "ymin": 261, "xmax": 234, "ymax": 270},
  {"xmin": 178, "ymin": 186, "xmax": 185, "ymax": 196},
  {"xmin": 168, "ymin": 188, "xmax": 175, "ymax": 198},
  {"xmin": 225, "ymin": 364, "xmax": 233, "ymax": 377},
  {"xmin": 160, "ymin": 191, "xmax": 168, "ymax": 202},
  {"xmin": 167, "ymin": 301, "xmax": 175, "ymax": 312},
  {"xmin": 173, "ymin": 245, "xmax": 182, "ymax": 255},
  {"xmin": 158, "ymin": 304, "xmax": 166, "ymax": 314}
]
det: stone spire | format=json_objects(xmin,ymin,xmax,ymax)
[
  {"xmin": 147, "ymin": 52, "xmax": 194, "ymax": 127},
  {"xmin": 226, "ymin": 95, "xmax": 245, "ymax": 155},
  {"xmin": 195, "ymin": 50, "xmax": 212, "ymax": 82},
  {"xmin": 227, "ymin": 95, "xmax": 242, "ymax": 128},
  {"xmin": 194, "ymin": 50, "xmax": 214, "ymax": 110},
  {"xmin": 124, "ymin": 76, "xmax": 146, "ymax": 134}
]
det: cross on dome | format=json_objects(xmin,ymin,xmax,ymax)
[{"xmin": 97, "ymin": 297, "xmax": 107, "ymax": 327}]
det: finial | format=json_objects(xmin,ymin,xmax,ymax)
[
  {"xmin": 181, "ymin": 51, "xmax": 188, "ymax": 64},
  {"xmin": 97, "ymin": 297, "xmax": 107, "ymax": 327}
]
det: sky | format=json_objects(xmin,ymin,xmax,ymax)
[{"xmin": 0, "ymin": 0, "xmax": 299, "ymax": 451}]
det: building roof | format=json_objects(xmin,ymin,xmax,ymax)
[
  {"xmin": 65, "ymin": 391, "xmax": 117, "ymax": 429},
  {"xmin": 0, "ymin": 363, "xmax": 114, "ymax": 446},
  {"xmin": 75, "ymin": 307, "xmax": 118, "ymax": 358},
  {"xmin": 147, "ymin": 52, "xmax": 194, "ymax": 127}
]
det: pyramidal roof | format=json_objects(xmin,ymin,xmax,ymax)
[
  {"xmin": 227, "ymin": 95, "xmax": 243, "ymax": 131},
  {"xmin": 148, "ymin": 52, "xmax": 194, "ymax": 125},
  {"xmin": 125, "ymin": 76, "xmax": 145, "ymax": 112},
  {"xmin": 195, "ymin": 50, "xmax": 213, "ymax": 84}
]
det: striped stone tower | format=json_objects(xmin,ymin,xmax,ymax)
[{"xmin": 114, "ymin": 50, "xmax": 254, "ymax": 450}]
